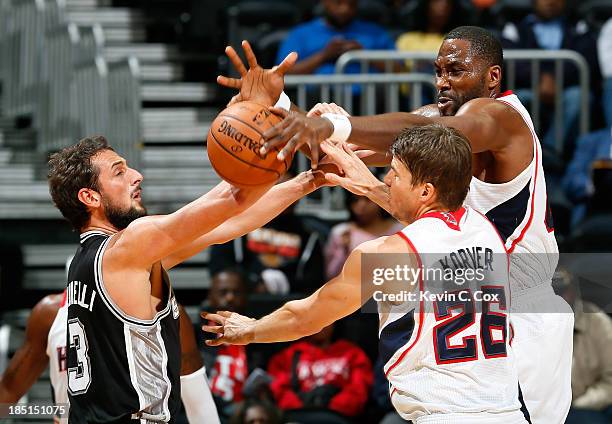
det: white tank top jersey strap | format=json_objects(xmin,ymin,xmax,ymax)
[
  {"xmin": 464, "ymin": 91, "xmax": 559, "ymax": 295},
  {"xmin": 378, "ymin": 206, "xmax": 524, "ymax": 423},
  {"xmin": 46, "ymin": 290, "xmax": 69, "ymax": 422}
]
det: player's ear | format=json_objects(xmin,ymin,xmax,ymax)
[
  {"xmin": 488, "ymin": 65, "xmax": 502, "ymax": 91},
  {"xmin": 78, "ymin": 188, "xmax": 101, "ymax": 208},
  {"xmin": 421, "ymin": 182, "xmax": 435, "ymax": 202}
]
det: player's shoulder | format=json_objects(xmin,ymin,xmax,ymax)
[
  {"xmin": 353, "ymin": 233, "xmax": 409, "ymax": 255},
  {"xmin": 28, "ymin": 293, "xmax": 63, "ymax": 333},
  {"xmin": 459, "ymin": 96, "xmax": 521, "ymax": 119}
]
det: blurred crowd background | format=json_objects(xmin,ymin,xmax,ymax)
[{"xmin": 1, "ymin": 0, "xmax": 612, "ymax": 423}]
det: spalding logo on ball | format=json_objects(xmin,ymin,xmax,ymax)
[{"xmin": 207, "ymin": 101, "xmax": 292, "ymax": 187}]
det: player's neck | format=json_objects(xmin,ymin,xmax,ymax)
[{"xmin": 81, "ymin": 219, "xmax": 119, "ymax": 236}]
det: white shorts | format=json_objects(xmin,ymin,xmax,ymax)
[
  {"xmin": 415, "ymin": 411, "xmax": 528, "ymax": 424},
  {"xmin": 510, "ymin": 284, "xmax": 574, "ymax": 424}
]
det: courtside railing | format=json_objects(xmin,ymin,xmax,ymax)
[{"xmin": 335, "ymin": 49, "xmax": 591, "ymax": 154}]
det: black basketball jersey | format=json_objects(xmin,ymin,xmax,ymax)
[{"xmin": 66, "ymin": 231, "xmax": 181, "ymax": 423}]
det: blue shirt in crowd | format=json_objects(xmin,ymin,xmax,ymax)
[
  {"xmin": 562, "ymin": 128, "xmax": 612, "ymax": 202},
  {"xmin": 276, "ymin": 18, "xmax": 395, "ymax": 76}
]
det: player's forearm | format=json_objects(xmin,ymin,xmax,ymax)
[
  {"xmin": 162, "ymin": 173, "xmax": 317, "ymax": 269},
  {"xmin": 208, "ymin": 171, "xmax": 317, "ymax": 245},
  {"xmin": 348, "ymin": 113, "xmax": 433, "ymax": 152},
  {"xmin": 251, "ymin": 298, "xmax": 324, "ymax": 343},
  {"xmin": 128, "ymin": 182, "xmax": 273, "ymax": 265}
]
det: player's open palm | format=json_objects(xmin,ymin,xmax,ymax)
[
  {"xmin": 218, "ymin": 40, "xmax": 297, "ymax": 107},
  {"xmin": 202, "ymin": 311, "xmax": 256, "ymax": 346}
]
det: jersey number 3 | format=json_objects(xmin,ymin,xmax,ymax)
[
  {"xmin": 433, "ymin": 286, "xmax": 507, "ymax": 364},
  {"xmin": 68, "ymin": 318, "xmax": 92, "ymax": 394}
]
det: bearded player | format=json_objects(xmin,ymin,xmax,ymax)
[{"xmin": 45, "ymin": 114, "xmax": 331, "ymax": 422}]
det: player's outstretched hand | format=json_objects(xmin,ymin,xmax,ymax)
[
  {"xmin": 262, "ymin": 108, "xmax": 334, "ymax": 169},
  {"xmin": 202, "ymin": 311, "xmax": 256, "ymax": 346},
  {"xmin": 218, "ymin": 40, "xmax": 297, "ymax": 107},
  {"xmin": 306, "ymin": 102, "xmax": 351, "ymax": 117},
  {"xmin": 319, "ymin": 140, "xmax": 382, "ymax": 196}
]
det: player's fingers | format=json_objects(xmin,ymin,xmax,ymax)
[
  {"xmin": 268, "ymin": 107, "xmax": 289, "ymax": 119},
  {"xmin": 309, "ymin": 143, "xmax": 320, "ymax": 169},
  {"xmin": 275, "ymin": 51, "xmax": 298, "ymax": 75},
  {"xmin": 217, "ymin": 75, "xmax": 242, "ymax": 89},
  {"xmin": 225, "ymin": 46, "xmax": 247, "ymax": 76},
  {"xmin": 205, "ymin": 336, "xmax": 225, "ymax": 347},
  {"xmin": 200, "ymin": 312, "xmax": 226, "ymax": 325},
  {"xmin": 341, "ymin": 142, "xmax": 361, "ymax": 159},
  {"xmin": 201, "ymin": 324, "xmax": 224, "ymax": 334},
  {"xmin": 320, "ymin": 141, "xmax": 349, "ymax": 169},
  {"xmin": 324, "ymin": 173, "xmax": 347, "ymax": 187},
  {"xmin": 306, "ymin": 103, "xmax": 326, "ymax": 117},
  {"xmin": 277, "ymin": 135, "xmax": 300, "ymax": 162},
  {"xmin": 242, "ymin": 40, "xmax": 258, "ymax": 69},
  {"xmin": 217, "ymin": 310, "xmax": 233, "ymax": 318}
]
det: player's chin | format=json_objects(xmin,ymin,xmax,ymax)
[{"xmin": 437, "ymin": 101, "xmax": 456, "ymax": 116}]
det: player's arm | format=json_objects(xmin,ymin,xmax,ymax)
[
  {"xmin": 263, "ymin": 98, "xmax": 511, "ymax": 166},
  {"xmin": 161, "ymin": 169, "xmax": 327, "ymax": 270},
  {"xmin": 110, "ymin": 180, "xmax": 274, "ymax": 269},
  {"xmin": 0, "ymin": 295, "xmax": 60, "ymax": 403},
  {"xmin": 178, "ymin": 305, "xmax": 221, "ymax": 424},
  {"xmin": 203, "ymin": 235, "xmax": 411, "ymax": 345}
]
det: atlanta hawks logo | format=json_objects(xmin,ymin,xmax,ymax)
[{"xmin": 440, "ymin": 212, "xmax": 458, "ymax": 226}]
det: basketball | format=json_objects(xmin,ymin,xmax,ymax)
[{"xmin": 206, "ymin": 101, "xmax": 290, "ymax": 187}]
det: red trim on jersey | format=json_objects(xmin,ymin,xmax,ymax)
[
  {"xmin": 507, "ymin": 137, "xmax": 538, "ymax": 254},
  {"xmin": 384, "ymin": 232, "xmax": 424, "ymax": 378},
  {"xmin": 420, "ymin": 207, "xmax": 466, "ymax": 231},
  {"xmin": 509, "ymin": 323, "xmax": 515, "ymax": 347},
  {"xmin": 495, "ymin": 98, "xmax": 540, "ymax": 254},
  {"xmin": 60, "ymin": 289, "xmax": 67, "ymax": 307},
  {"xmin": 496, "ymin": 90, "xmax": 513, "ymax": 98},
  {"xmin": 544, "ymin": 190, "xmax": 555, "ymax": 233}
]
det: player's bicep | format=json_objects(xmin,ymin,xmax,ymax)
[{"xmin": 435, "ymin": 102, "xmax": 507, "ymax": 154}]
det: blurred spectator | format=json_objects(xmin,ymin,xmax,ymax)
[
  {"xmin": 502, "ymin": 0, "xmax": 601, "ymax": 154},
  {"xmin": 202, "ymin": 269, "xmax": 267, "ymax": 422},
  {"xmin": 325, "ymin": 193, "xmax": 402, "ymax": 279},
  {"xmin": 276, "ymin": 0, "xmax": 395, "ymax": 96},
  {"xmin": 209, "ymin": 174, "xmax": 324, "ymax": 295},
  {"xmin": 230, "ymin": 399, "xmax": 282, "ymax": 424},
  {"xmin": 561, "ymin": 128, "xmax": 612, "ymax": 225},
  {"xmin": 396, "ymin": 0, "xmax": 462, "ymax": 68},
  {"xmin": 598, "ymin": 18, "xmax": 612, "ymax": 127},
  {"xmin": 267, "ymin": 323, "xmax": 373, "ymax": 423},
  {"xmin": 553, "ymin": 269, "xmax": 612, "ymax": 424}
]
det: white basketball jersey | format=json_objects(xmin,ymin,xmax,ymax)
[
  {"xmin": 46, "ymin": 291, "xmax": 69, "ymax": 420},
  {"xmin": 379, "ymin": 206, "xmax": 521, "ymax": 422},
  {"xmin": 465, "ymin": 91, "xmax": 558, "ymax": 293}
]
